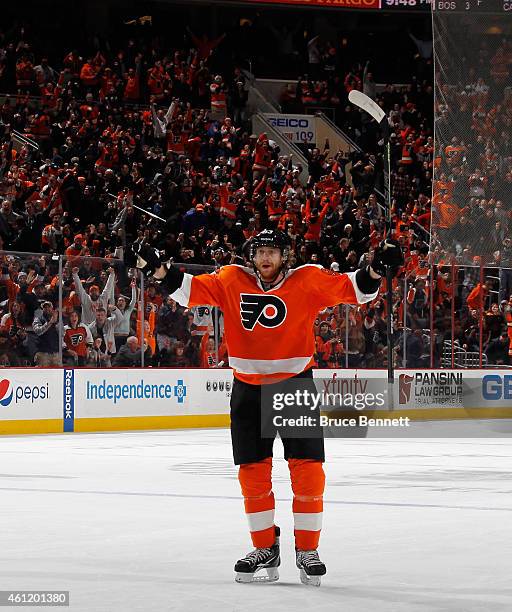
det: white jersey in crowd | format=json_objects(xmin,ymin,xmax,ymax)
[
  {"xmin": 191, "ymin": 305, "xmax": 213, "ymax": 335},
  {"xmin": 72, "ymin": 270, "xmax": 116, "ymax": 325}
]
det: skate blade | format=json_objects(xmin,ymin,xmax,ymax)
[
  {"xmin": 235, "ymin": 567, "xmax": 279, "ymax": 583},
  {"xmin": 299, "ymin": 568, "xmax": 321, "ymax": 587}
]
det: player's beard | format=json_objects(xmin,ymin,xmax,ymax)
[{"xmin": 256, "ymin": 260, "xmax": 284, "ymax": 288}]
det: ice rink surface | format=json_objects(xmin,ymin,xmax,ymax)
[{"xmin": 1, "ymin": 425, "xmax": 512, "ymax": 612}]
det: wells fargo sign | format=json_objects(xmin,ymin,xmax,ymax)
[{"xmin": 243, "ymin": 0, "xmax": 381, "ymax": 8}]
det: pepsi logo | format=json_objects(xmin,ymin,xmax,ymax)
[
  {"xmin": 0, "ymin": 379, "xmax": 49, "ymax": 405},
  {"xmin": 0, "ymin": 379, "xmax": 13, "ymax": 406}
]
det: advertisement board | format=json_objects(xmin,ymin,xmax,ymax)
[
  {"xmin": 0, "ymin": 369, "xmax": 63, "ymax": 434},
  {"xmin": 0, "ymin": 369, "xmax": 62, "ymax": 421},
  {"xmin": 316, "ymin": 369, "xmax": 512, "ymax": 419},
  {"xmin": 471, "ymin": 371, "xmax": 512, "ymax": 409},
  {"xmin": 1, "ymin": 368, "xmax": 511, "ymax": 435},
  {"xmin": 396, "ymin": 370, "xmax": 464, "ymax": 409},
  {"xmin": 396, "ymin": 369, "xmax": 512, "ymax": 415},
  {"xmin": 264, "ymin": 114, "xmax": 316, "ymax": 145},
  {"xmin": 73, "ymin": 368, "xmax": 233, "ymax": 419}
]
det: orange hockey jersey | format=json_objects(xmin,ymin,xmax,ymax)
[
  {"xmin": 169, "ymin": 264, "xmax": 378, "ymax": 384},
  {"xmin": 63, "ymin": 324, "xmax": 93, "ymax": 357}
]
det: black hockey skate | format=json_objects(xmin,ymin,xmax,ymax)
[
  {"xmin": 295, "ymin": 549, "xmax": 326, "ymax": 587},
  {"xmin": 234, "ymin": 526, "xmax": 280, "ymax": 583}
]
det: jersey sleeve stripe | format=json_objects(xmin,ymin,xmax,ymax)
[
  {"xmin": 345, "ymin": 271, "xmax": 379, "ymax": 304},
  {"xmin": 169, "ymin": 273, "xmax": 193, "ymax": 307}
]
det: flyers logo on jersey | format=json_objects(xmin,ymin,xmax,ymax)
[
  {"xmin": 240, "ymin": 294, "xmax": 287, "ymax": 331},
  {"xmin": 69, "ymin": 332, "xmax": 85, "ymax": 346}
]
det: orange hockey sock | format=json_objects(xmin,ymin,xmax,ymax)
[
  {"xmin": 238, "ymin": 457, "xmax": 276, "ymax": 548},
  {"xmin": 288, "ymin": 458, "xmax": 325, "ymax": 550}
]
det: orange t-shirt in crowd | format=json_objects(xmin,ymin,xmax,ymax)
[
  {"xmin": 199, "ymin": 333, "xmax": 228, "ymax": 368},
  {"xmin": 506, "ymin": 310, "xmax": 512, "ymax": 356},
  {"xmin": 80, "ymin": 63, "xmax": 97, "ymax": 86},
  {"xmin": 137, "ymin": 308, "xmax": 156, "ymax": 355},
  {"xmin": 124, "ymin": 74, "xmax": 140, "ymax": 100},
  {"xmin": 467, "ymin": 283, "xmax": 487, "ymax": 311},
  {"xmin": 0, "ymin": 273, "xmax": 41, "ymax": 308}
]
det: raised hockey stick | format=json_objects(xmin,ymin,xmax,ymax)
[
  {"xmin": 107, "ymin": 193, "xmax": 167, "ymax": 223},
  {"xmin": 131, "ymin": 203, "xmax": 166, "ymax": 223},
  {"xmin": 349, "ymin": 90, "xmax": 395, "ymax": 407}
]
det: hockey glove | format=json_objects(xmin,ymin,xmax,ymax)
[
  {"xmin": 127, "ymin": 241, "xmax": 185, "ymax": 293},
  {"xmin": 371, "ymin": 239, "xmax": 404, "ymax": 278},
  {"xmin": 129, "ymin": 242, "xmax": 163, "ymax": 277}
]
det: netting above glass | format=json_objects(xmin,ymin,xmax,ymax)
[{"xmin": 432, "ymin": 1, "xmax": 512, "ymax": 269}]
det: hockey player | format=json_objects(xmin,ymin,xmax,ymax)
[{"xmin": 131, "ymin": 229, "xmax": 402, "ymax": 586}]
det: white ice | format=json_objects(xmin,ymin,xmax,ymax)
[{"xmin": 1, "ymin": 424, "xmax": 512, "ymax": 612}]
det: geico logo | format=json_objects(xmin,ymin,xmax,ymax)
[
  {"xmin": 482, "ymin": 375, "xmax": 512, "ymax": 400},
  {"xmin": 269, "ymin": 118, "xmax": 309, "ymax": 128}
]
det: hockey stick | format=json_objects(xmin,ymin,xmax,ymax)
[
  {"xmin": 348, "ymin": 90, "xmax": 395, "ymax": 408},
  {"xmin": 107, "ymin": 193, "xmax": 167, "ymax": 223},
  {"xmin": 131, "ymin": 203, "xmax": 166, "ymax": 223}
]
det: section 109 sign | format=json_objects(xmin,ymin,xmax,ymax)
[{"xmin": 264, "ymin": 114, "xmax": 316, "ymax": 145}]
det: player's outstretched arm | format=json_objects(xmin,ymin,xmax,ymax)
[{"xmin": 126, "ymin": 242, "xmax": 223, "ymax": 308}]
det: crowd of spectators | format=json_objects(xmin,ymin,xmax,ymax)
[
  {"xmin": 431, "ymin": 30, "xmax": 512, "ymax": 366},
  {"xmin": 434, "ymin": 36, "xmax": 512, "ymax": 264},
  {"xmin": 0, "ymin": 20, "xmax": 510, "ymax": 369},
  {"xmin": 278, "ymin": 29, "xmax": 512, "ymax": 367}
]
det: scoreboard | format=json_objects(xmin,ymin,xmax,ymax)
[
  {"xmin": 241, "ymin": 0, "xmax": 417, "ymax": 7},
  {"xmin": 240, "ymin": 0, "xmax": 512, "ymax": 10},
  {"xmin": 382, "ymin": 0, "xmax": 431, "ymax": 9},
  {"xmin": 432, "ymin": 0, "xmax": 512, "ymax": 10}
]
